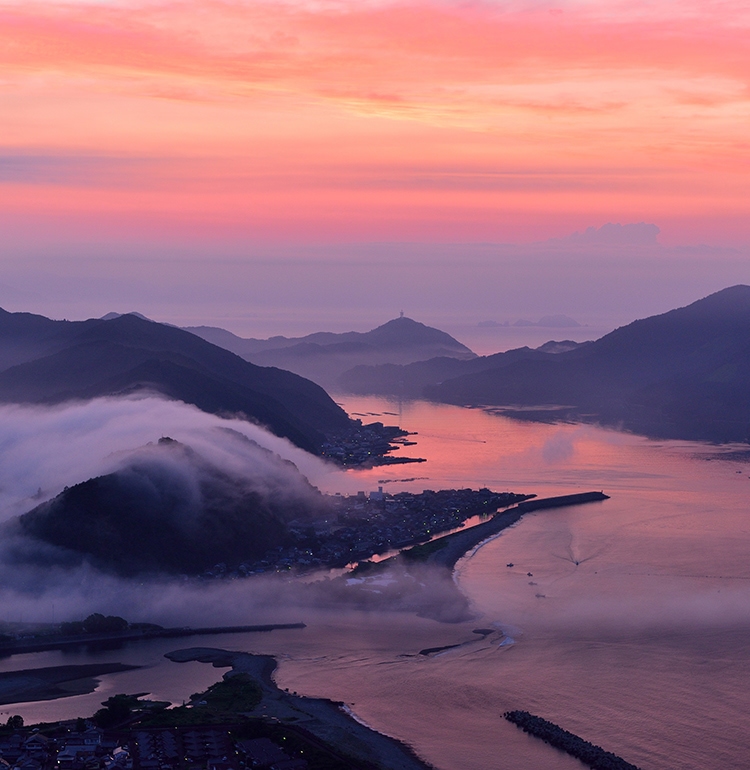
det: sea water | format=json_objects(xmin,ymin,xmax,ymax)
[{"xmin": 4, "ymin": 397, "xmax": 750, "ymax": 769}]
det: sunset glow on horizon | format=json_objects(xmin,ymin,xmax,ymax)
[{"xmin": 2, "ymin": 0, "xmax": 749, "ymax": 248}]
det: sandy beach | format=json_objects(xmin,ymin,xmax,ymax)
[{"xmin": 166, "ymin": 647, "xmax": 434, "ymax": 770}]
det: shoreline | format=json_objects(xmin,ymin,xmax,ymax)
[
  {"xmin": 335, "ymin": 492, "xmax": 609, "ymax": 624},
  {"xmin": 0, "ymin": 623, "xmax": 306, "ymax": 658},
  {"xmin": 403, "ymin": 491, "xmax": 610, "ymax": 570},
  {"xmin": 165, "ymin": 647, "xmax": 435, "ymax": 770},
  {"xmin": 0, "ymin": 663, "xmax": 139, "ymax": 707}
]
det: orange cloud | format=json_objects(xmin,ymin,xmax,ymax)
[{"xmin": 0, "ymin": 0, "xmax": 748, "ymax": 244}]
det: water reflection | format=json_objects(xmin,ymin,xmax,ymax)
[{"xmin": 4, "ymin": 398, "xmax": 750, "ymax": 770}]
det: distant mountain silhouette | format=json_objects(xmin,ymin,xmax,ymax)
[
  {"xmin": 100, "ymin": 311, "xmax": 151, "ymax": 322},
  {"xmin": 15, "ymin": 437, "xmax": 325, "ymax": 576},
  {"xmin": 0, "ymin": 309, "xmax": 351, "ymax": 453},
  {"xmin": 340, "ymin": 341, "xmax": 587, "ymax": 398},
  {"xmin": 186, "ymin": 316, "xmax": 476, "ymax": 390},
  {"xmin": 426, "ymin": 286, "xmax": 750, "ymax": 442},
  {"xmin": 548, "ymin": 222, "xmax": 661, "ymax": 247}
]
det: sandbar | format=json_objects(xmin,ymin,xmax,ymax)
[
  {"xmin": 0, "ymin": 663, "xmax": 139, "ymax": 706},
  {"xmin": 166, "ymin": 647, "xmax": 433, "ymax": 770}
]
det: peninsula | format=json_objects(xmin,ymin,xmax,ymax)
[
  {"xmin": 391, "ymin": 491, "xmax": 609, "ymax": 570},
  {"xmin": 0, "ymin": 648, "xmax": 434, "ymax": 770},
  {"xmin": 166, "ymin": 647, "xmax": 433, "ymax": 770}
]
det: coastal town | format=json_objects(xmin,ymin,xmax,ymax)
[
  {"xmin": 0, "ymin": 490, "xmax": 613, "ymax": 770},
  {"xmin": 320, "ymin": 421, "xmax": 423, "ymax": 467},
  {"xmin": 203, "ymin": 487, "xmax": 531, "ymax": 578},
  {"xmin": 0, "ymin": 718, "xmax": 324, "ymax": 770}
]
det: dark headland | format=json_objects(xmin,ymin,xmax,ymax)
[{"xmin": 0, "ymin": 308, "xmax": 412, "ymax": 464}]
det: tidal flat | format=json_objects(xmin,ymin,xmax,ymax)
[{"xmin": 0, "ymin": 663, "xmax": 139, "ymax": 706}]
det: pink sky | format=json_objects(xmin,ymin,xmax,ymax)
[{"xmin": 1, "ymin": 0, "xmax": 749, "ymax": 247}]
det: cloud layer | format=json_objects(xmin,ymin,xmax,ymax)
[
  {"xmin": 0, "ymin": 395, "xmax": 349, "ymax": 523},
  {"xmin": 0, "ymin": 395, "xmax": 389, "ymax": 623},
  {"xmin": 0, "ymin": 0, "xmax": 748, "ymax": 244}
]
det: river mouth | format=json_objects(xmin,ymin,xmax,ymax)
[{"xmin": 3, "ymin": 397, "xmax": 750, "ymax": 770}]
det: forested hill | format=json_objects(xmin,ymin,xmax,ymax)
[
  {"xmin": 0, "ymin": 309, "xmax": 351, "ymax": 454},
  {"xmin": 15, "ymin": 437, "xmax": 326, "ymax": 576},
  {"xmin": 427, "ymin": 286, "xmax": 750, "ymax": 442}
]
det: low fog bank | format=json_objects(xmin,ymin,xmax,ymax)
[
  {"xmin": 10, "ymin": 435, "xmax": 330, "ymax": 576},
  {"xmin": 0, "ymin": 396, "xmax": 472, "ymax": 627},
  {"xmin": 553, "ymin": 587, "xmax": 750, "ymax": 633},
  {"xmin": 0, "ymin": 559, "xmax": 472, "ymax": 628},
  {"xmin": 0, "ymin": 395, "xmax": 356, "ymax": 524},
  {"xmin": 479, "ymin": 581, "xmax": 750, "ymax": 643}
]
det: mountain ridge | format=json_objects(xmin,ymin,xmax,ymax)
[
  {"xmin": 0, "ymin": 310, "xmax": 352, "ymax": 454},
  {"xmin": 186, "ymin": 316, "xmax": 476, "ymax": 390},
  {"xmin": 426, "ymin": 286, "xmax": 750, "ymax": 442}
]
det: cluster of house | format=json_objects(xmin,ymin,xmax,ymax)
[
  {"xmin": 0, "ymin": 727, "xmax": 307, "ymax": 770},
  {"xmin": 126, "ymin": 729, "xmax": 308, "ymax": 770},
  {"xmin": 0, "ymin": 725, "xmax": 128, "ymax": 770},
  {"xmin": 200, "ymin": 485, "xmax": 524, "ymax": 578},
  {"xmin": 235, "ymin": 739, "xmax": 306, "ymax": 770},
  {"xmin": 320, "ymin": 421, "xmax": 406, "ymax": 466}
]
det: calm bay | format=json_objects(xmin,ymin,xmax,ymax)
[{"xmin": 3, "ymin": 397, "xmax": 750, "ymax": 769}]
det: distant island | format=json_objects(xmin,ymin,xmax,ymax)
[
  {"xmin": 513, "ymin": 314, "xmax": 582, "ymax": 328},
  {"xmin": 478, "ymin": 315, "xmax": 581, "ymax": 328}
]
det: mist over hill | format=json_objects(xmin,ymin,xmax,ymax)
[
  {"xmin": 0, "ymin": 309, "xmax": 351, "ymax": 454},
  {"xmin": 12, "ymin": 436, "xmax": 328, "ymax": 577},
  {"xmin": 186, "ymin": 316, "xmax": 476, "ymax": 390}
]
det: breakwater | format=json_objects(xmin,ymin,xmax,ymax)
[
  {"xmin": 516, "ymin": 491, "xmax": 609, "ymax": 512},
  {"xmin": 405, "ymin": 491, "xmax": 609, "ymax": 570},
  {"xmin": 504, "ymin": 711, "xmax": 642, "ymax": 770},
  {"xmin": 0, "ymin": 623, "xmax": 306, "ymax": 657}
]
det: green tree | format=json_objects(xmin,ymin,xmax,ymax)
[
  {"xmin": 82, "ymin": 614, "xmax": 129, "ymax": 634},
  {"xmin": 93, "ymin": 694, "xmax": 138, "ymax": 728}
]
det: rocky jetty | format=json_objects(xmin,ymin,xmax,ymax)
[{"xmin": 504, "ymin": 710, "xmax": 642, "ymax": 770}]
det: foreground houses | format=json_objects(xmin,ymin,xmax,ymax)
[{"xmin": 0, "ymin": 723, "xmax": 308, "ymax": 770}]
